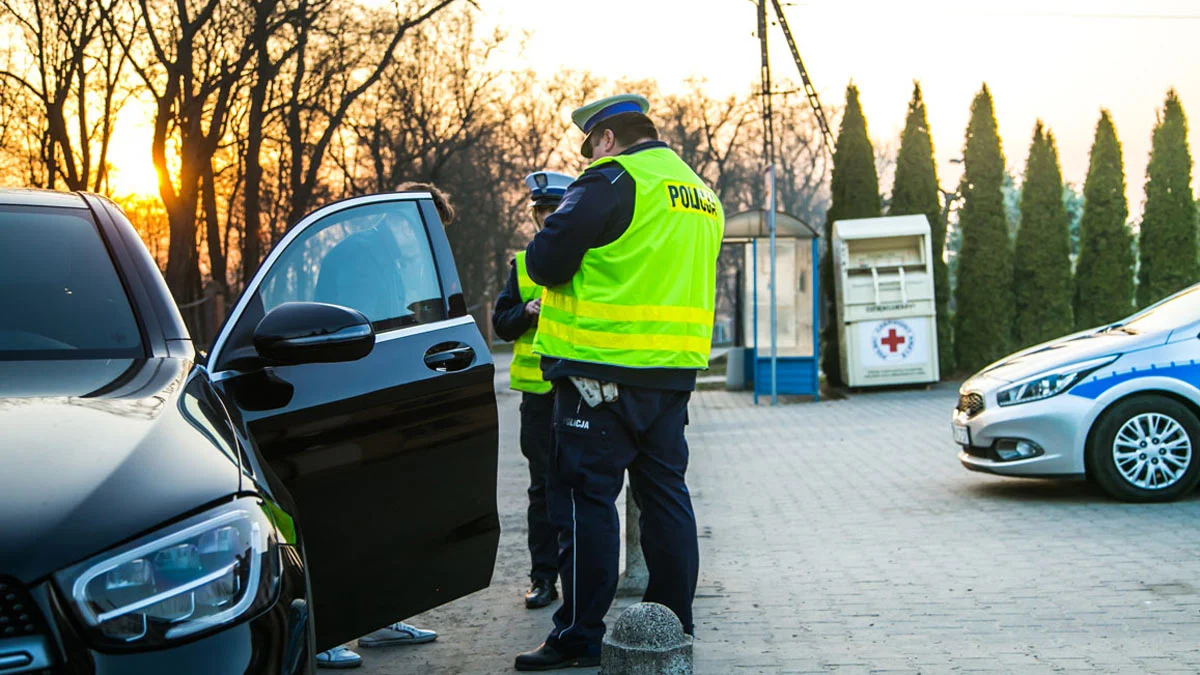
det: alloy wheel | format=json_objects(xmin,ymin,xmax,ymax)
[{"xmin": 1112, "ymin": 412, "xmax": 1193, "ymax": 490}]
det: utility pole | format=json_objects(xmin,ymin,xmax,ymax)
[
  {"xmin": 758, "ymin": 1, "xmax": 779, "ymax": 405},
  {"xmin": 758, "ymin": 0, "xmax": 775, "ymax": 167},
  {"xmin": 766, "ymin": 0, "xmax": 835, "ymax": 155}
]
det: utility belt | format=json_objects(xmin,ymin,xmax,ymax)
[{"xmin": 568, "ymin": 376, "xmax": 619, "ymax": 408}]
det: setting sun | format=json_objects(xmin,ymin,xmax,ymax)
[{"xmin": 107, "ymin": 103, "xmax": 160, "ymax": 198}]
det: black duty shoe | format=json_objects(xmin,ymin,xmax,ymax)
[
  {"xmin": 524, "ymin": 578, "xmax": 559, "ymax": 609},
  {"xmin": 514, "ymin": 642, "xmax": 599, "ymax": 671}
]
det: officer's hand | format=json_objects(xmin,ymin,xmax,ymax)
[{"xmin": 524, "ymin": 298, "xmax": 541, "ymax": 317}]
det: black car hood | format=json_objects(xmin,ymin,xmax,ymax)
[{"xmin": 0, "ymin": 358, "xmax": 242, "ymax": 584}]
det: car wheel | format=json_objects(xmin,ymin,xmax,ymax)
[{"xmin": 1088, "ymin": 395, "xmax": 1200, "ymax": 502}]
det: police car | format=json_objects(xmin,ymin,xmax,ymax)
[{"xmin": 953, "ymin": 283, "xmax": 1200, "ymax": 502}]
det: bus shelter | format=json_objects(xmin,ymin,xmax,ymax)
[{"xmin": 723, "ymin": 209, "xmax": 820, "ymax": 401}]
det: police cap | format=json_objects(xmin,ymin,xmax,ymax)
[
  {"xmin": 524, "ymin": 171, "xmax": 574, "ymax": 207},
  {"xmin": 571, "ymin": 93, "xmax": 650, "ymax": 158}
]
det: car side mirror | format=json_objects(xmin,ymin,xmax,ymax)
[{"xmin": 253, "ymin": 302, "xmax": 374, "ymax": 366}]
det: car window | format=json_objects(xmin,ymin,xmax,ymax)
[
  {"xmin": 258, "ymin": 201, "xmax": 446, "ymax": 331},
  {"xmin": 0, "ymin": 205, "xmax": 143, "ymax": 360},
  {"xmin": 1121, "ymin": 285, "xmax": 1200, "ymax": 334}
]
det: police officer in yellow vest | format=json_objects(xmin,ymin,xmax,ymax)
[
  {"xmin": 514, "ymin": 95, "xmax": 724, "ymax": 671},
  {"xmin": 492, "ymin": 171, "xmax": 573, "ymax": 611}
]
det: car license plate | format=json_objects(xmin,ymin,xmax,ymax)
[{"xmin": 952, "ymin": 423, "xmax": 971, "ymax": 446}]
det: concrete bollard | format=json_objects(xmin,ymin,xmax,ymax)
[
  {"xmin": 616, "ymin": 481, "xmax": 648, "ymax": 596},
  {"xmin": 601, "ymin": 602, "xmax": 693, "ymax": 675}
]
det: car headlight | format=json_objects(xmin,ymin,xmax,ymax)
[
  {"xmin": 996, "ymin": 355, "xmax": 1118, "ymax": 407},
  {"xmin": 55, "ymin": 497, "xmax": 281, "ymax": 649}
]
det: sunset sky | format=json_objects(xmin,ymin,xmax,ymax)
[
  {"xmin": 481, "ymin": 0, "xmax": 1200, "ymax": 217},
  {"xmin": 107, "ymin": 0, "xmax": 1200, "ymax": 218}
]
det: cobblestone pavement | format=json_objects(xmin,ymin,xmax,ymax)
[{"xmin": 359, "ymin": 371, "xmax": 1200, "ymax": 674}]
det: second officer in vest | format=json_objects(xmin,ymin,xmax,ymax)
[
  {"xmin": 514, "ymin": 94, "xmax": 724, "ymax": 670},
  {"xmin": 492, "ymin": 171, "xmax": 574, "ymax": 610}
]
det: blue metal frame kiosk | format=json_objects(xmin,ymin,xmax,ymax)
[{"xmin": 723, "ymin": 209, "xmax": 820, "ymax": 402}]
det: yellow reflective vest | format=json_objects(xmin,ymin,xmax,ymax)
[
  {"xmin": 533, "ymin": 147, "xmax": 724, "ymax": 369},
  {"xmin": 510, "ymin": 252, "xmax": 552, "ymax": 394}
]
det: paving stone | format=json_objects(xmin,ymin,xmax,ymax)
[{"xmin": 361, "ymin": 371, "xmax": 1200, "ymax": 674}]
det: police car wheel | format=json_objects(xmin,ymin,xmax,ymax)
[{"xmin": 1087, "ymin": 394, "xmax": 1200, "ymax": 503}]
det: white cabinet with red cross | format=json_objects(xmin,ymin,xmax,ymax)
[{"xmin": 831, "ymin": 215, "xmax": 940, "ymax": 387}]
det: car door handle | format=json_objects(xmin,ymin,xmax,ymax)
[{"xmin": 423, "ymin": 343, "xmax": 475, "ymax": 372}]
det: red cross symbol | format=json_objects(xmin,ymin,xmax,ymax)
[{"xmin": 880, "ymin": 328, "xmax": 907, "ymax": 353}]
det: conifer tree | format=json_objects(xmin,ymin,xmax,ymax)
[
  {"xmin": 821, "ymin": 84, "xmax": 881, "ymax": 386},
  {"xmin": 1013, "ymin": 123, "xmax": 1073, "ymax": 346},
  {"xmin": 890, "ymin": 82, "xmax": 952, "ymax": 375},
  {"xmin": 953, "ymin": 85, "xmax": 1013, "ymax": 373},
  {"xmin": 1138, "ymin": 90, "xmax": 1197, "ymax": 307},
  {"xmin": 1074, "ymin": 111, "xmax": 1134, "ymax": 328}
]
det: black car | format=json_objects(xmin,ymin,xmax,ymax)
[{"xmin": 0, "ymin": 188, "xmax": 499, "ymax": 673}]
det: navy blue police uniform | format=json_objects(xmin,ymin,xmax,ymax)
[
  {"xmin": 492, "ymin": 265, "xmax": 558, "ymax": 586},
  {"xmin": 523, "ymin": 140, "xmax": 701, "ymax": 660},
  {"xmin": 493, "ymin": 171, "xmax": 574, "ymax": 607}
]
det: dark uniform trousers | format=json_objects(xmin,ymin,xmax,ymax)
[
  {"xmin": 520, "ymin": 391, "xmax": 558, "ymax": 581},
  {"xmin": 545, "ymin": 382, "xmax": 699, "ymax": 653}
]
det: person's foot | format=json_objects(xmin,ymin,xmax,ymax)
[
  {"xmin": 524, "ymin": 578, "xmax": 559, "ymax": 609},
  {"xmin": 514, "ymin": 642, "xmax": 600, "ymax": 671},
  {"xmin": 316, "ymin": 645, "xmax": 362, "ymax": 669},
  {"xmin": 357, "ymin": 621, "xmax": 438, "ymax": 648}
]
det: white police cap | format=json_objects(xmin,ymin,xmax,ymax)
[
  {"xmin": 571, "ymin": 93, "xmax": 650, "ymax": 157},
  {"xmin": 524, "ymin": 171, "xmax": 574, "ymax": 206}
]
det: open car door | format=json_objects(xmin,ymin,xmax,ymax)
[{"xmin": 203, "ymin": 193, "xmax": 499, "ymax": 650}]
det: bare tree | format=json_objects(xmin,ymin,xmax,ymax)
[
  {"xmin": 485, "ymin": 67, "xmax": 599, "ymax": 264},
  {"xmin": 655, "ymin": 80, "xmax": 757, "ymax": 207},
  {"xmin": 341, "ymin": 7, "xmax": 509, "ymax": 300},
  {"xmin": 0, "ymin": 0, "xmax": 830, "ymax": 349},
  {"xmin": 238, "ymin": 0, "xmax": 296, "ymax": 286},
  {"xmin": 117, "ymin": 192, "xmax": 170, "ymax": 267},
  {"xmin": 276, "ymin": 0, "xmax": 464, "ymax": 232},
  {"xmin": 0, "ymin": 0, "xmax": 129, "ymax": 191},
  {"xmin": 739, "ymin": 84, "xmax": 832, "ymax": 225},
  {"xmin": 330, "ymin": 6, "xmax": 498, "ymax": 191},
  {"xmin": 111, "ymin": 0, "xmax": 258, "ymax": 307},
  {"xmin": 0, "ymin": 59, "xmax": 24, "ymax": 179}
]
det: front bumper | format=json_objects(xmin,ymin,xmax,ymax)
[
  {"xmin": 2, "ymin": 546, "xmax": 311, "ymax": 674},
  {"xmin": 953, "ymin": 381, "xmax": 1092, "ymax": 477}
]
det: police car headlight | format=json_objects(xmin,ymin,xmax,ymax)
[
  {"xmin": 55, "ymin": 498, "xmax": 281, "ymax": 650},
  {"xmin": 995, "ymin": 356, "xmax": 1118, "ymax": 407}
]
